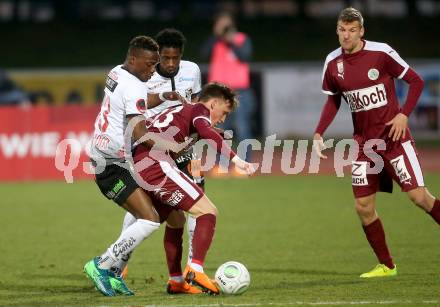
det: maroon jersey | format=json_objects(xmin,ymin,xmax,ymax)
[
  {"xmin": 322, "ymin": 40, "xmax": 410, "ymax": 142},
  {"xmin": 140, "ymin": 103, "xmax": 235, "ymax": 159}
]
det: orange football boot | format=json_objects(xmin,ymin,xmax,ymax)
[
  {"xmin": 167, "ymin": 280, "xmax": 203, "ymax": 294},
  {"xmin": 186, "ymin": 269, "xmax": 219, "ymax": 294}
]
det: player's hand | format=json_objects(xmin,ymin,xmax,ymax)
[
  {"xmin": 162, "ymin": 91, "xmax": 188, "ymax": 104},
  {"xmin": 313, "ymin": 133, "xmax": 327, "ymax": 159},
  {"xmin": 385, "ymin": 113, "xmax": 408, "ymax": 142},
  {"xmin": 231, "ymin": 156, "xmax": 257, "ymax": 176}
]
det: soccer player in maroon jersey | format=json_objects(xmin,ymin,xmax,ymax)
[
  {"xmin": 133, "ymin": 82, "xmax": 255, "ymax": 293},
  {"xmin": 313, "ymin": 7, "xmax": 440, "ymax": 278}
]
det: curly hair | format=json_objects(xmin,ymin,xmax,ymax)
[{"xmin": 155, "ymin": 28, "xmax": 186, "ymax": 52}]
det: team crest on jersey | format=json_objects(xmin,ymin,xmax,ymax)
[
  {"xmin": 136, "ymin": 99, "xmax": 146, "ymax": 113},
  {"xmin": 185, "ymin": 88, "xmax": 192, "ymax": 100},
  {"xmin": 368, "ymin": 68, "xmax": 379, "ymax": 81},
  {"xmin": 336, "ymin": 60, "xmax": 344, "ymax": 79}
]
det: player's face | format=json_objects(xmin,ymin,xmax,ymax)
[
  {"xmin": 159, "ymin": 47, "xmax": 182, "ymax": 75},
  {"xmin": 336, "ymin": 21, "xmax": 364, "ymax": 54},
  {"xmin": 132, "ymin": 50, "xmax": 159, "ymax": 82},
  {"xmin": 210, "ymin": 99, "xmax": 232, "ymax": 126}
]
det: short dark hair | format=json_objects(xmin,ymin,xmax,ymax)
[
  {"xmin": 199, "ymin": 82, "xmax": 239, "ymax": 110},
  {"xmin": 127, "ymin": 35, "xmax": 159, "ymax": 57},
  {"xmin": 338, "ymin": 7, "xmax": 364, "ymax": 27},
  {"xmin": 155, "ymin": 28, "xmax": 186, "ymax": 52}
]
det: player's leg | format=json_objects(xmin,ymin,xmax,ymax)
[
  {"xmin": 184, "ymin": 195, "xmax": 219, "ymax": 293},
  {"xmin": 85, "ymin": 162, "xmax": 160, "ymax": 296},
  {"xmin": 407, "ymin": 187, "xmax": 440, "ymax": 224},
  {"xmin": 164, "ymin": 210, "xmax": 202, "ymax": 294},
  {"xmin": 392, "ymin": 140, "xmax": 440, "ymax": 224},
  {"xmin": 110, "ymin": 212, "xmax": 136, "ymax": 279},
  {"xmin": 352, "ymin": 159, "xmax": 396, "ymax": 278}
]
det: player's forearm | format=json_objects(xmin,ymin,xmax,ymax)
[
  {"xmin": 195, "ymin": 122, "xmax": 236, "ymax": 159},
  {"xmin": 314, "ymin": 95, "xmax": 341, "ymax": 135},
  {"xmin": 401, "ymin": 68, "xmax": 424, "ymax": 117}
]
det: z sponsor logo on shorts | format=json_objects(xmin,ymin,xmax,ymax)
[
  {"xmin": 390, "ymin": 155, "xmax": 412, "ymax": 185},
  {"xmin": 343, "ymin": 84, "xmax": 388, "ymax": 113},
  {"xmin": 352, "ymin": 161, "xmax": 368, "ymax": 186}
]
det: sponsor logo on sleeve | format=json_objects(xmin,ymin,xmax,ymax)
[
  {"xmin": 352, "ymin": 161, "xmax": 368, "ymax": 186},
  {"xmin": 105, "ymin": 76, "xmax": 118, "ymax": 92},
  {"xmin": 390, "ymin": 155, "xmax": 412, "ymax": 185},
  {"xmin": 343, "ymin": 83, "xmax": 388, "ymax": 112},
  {"xmin": 136, "ymin": 99, "xmax": 146, "ymax": 113}
]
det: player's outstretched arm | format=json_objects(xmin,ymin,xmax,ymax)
[
  {"xmin": 127, "ymin": 114, "xmax": 191, "ymax": 153},
  {"xmin": 313, "ymin": 133, "xmax": 327, "ymax": 159}
]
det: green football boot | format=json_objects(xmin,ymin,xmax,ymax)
[
  {"xmin": 360, "ymin": 264, "xmax": 397, "ymax": 278},
  {"xmin": 109, "ymin": 271, "xmax": 134, "ymax": 296},
  {"xmin": 83, "ymin": 257, "xmax": 116, "ymax": 296}
]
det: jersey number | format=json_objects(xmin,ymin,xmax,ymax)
[
  {"xmin": 98, "ymin": 95, "xmax": 110, "ymax": 132},
  {"xmin": 150, "ymin": 106, "xmax": 184, "ymax": 129}
]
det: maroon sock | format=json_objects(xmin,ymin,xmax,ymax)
[
  {"xmin": 163, "ymin": 226, "xmax": 183, "ymax": 276},
  {"xmin": 428, "ymin": 199, "xmax": 440, "ymax": 225},
  {"xmin": 362, "ymin": 218, "xmax": 394, "ymax": 269},
  {"xmin": 191, "ymin": 214, "xmax": 216, "ymax": 266}
]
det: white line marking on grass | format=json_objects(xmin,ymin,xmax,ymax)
[{"xmin": 142, "ymin": 300, "xmax": 439, "ymax": 307}]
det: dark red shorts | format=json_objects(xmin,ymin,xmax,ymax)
[
  {"xmin": 352, "ymin": 139, "xmax": 425, "ymax": 198},
  {"xmin": 133, "ymin": 151, "xmax": 204, "ymax": 212}
]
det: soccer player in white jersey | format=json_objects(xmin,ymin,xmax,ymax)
[
  {"xmin": 83, "ymin": 35, "xmax": 193, "ymax": 296},
  {"xmin": 313, "ymin": 7, "xmax": 440, "ymax": 278},
  {"xmin": 111, "ymin": 28, "xmax": 207, "ymax": 293}
]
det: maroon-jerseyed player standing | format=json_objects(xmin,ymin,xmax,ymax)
[{"xmin": 313, "ymin": 7, "xmax": 440, "ymax": 278}]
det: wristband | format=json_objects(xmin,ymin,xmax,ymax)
[{"xmin": 159, "ymin": 92, "xmax": 166, "ymax": 101}]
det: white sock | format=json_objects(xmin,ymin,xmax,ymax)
[
  {"xmin": 169, "ymin": 275, "xmax": 184, "ymax": 282},
  {"xmin": 190, "ymin": 262, "xmax": 203, "ymax": 273},
  {"xmin": 98, "ymin": 219, "xmax": 160, "ymax": 270},
  {"xmin": 186, "ymin": 214, "xmax": 196, "ymax": 265},
  {"xmin": 110, "ymin": 212, "xmax": 138, "ymax": 274}
]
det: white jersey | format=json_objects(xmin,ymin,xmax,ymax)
[
  {"xmin": 146, "ymin": 60, "xmax": 201, "ymax": 117},
  {"xmin": 91, "ymin": 65, "xmax": 149, "ymax": 161}
]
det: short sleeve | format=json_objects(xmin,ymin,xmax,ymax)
[
  {"xmin": 382, "ymin": 45, "xmax": 410, "ymax": 79},
  {"xmin": 193, "ymin": 64, "xmax": 202, "ymax": 94},
  {"xmin": 322, "ymin": 62, "xmax": 339, "ymax": 95},
  {"xmin": 123, "ymin": 83, "xmax": 147, "ymax": 115}
]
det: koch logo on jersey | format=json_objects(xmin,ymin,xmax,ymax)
[{"xmin": 343, "ymin": 84, "xmax": 388, "ymax": 113}]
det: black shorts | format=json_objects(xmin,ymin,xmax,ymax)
[
  {"xmin": 94, "ymin": 161, "xmax": 139, "ymax": 206},
  {"xmin": 174, "ymin": 146, "xmax": 205, "ymax": 191}
]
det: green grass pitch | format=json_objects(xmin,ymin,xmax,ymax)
[{"xmin": 1, "ymin": 175, "xmax": 440, "ymax": 306}]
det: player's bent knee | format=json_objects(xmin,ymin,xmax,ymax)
[
  {"xmin": 407, "ymin": 188, "xmax": 427, "ymax": 208},
  {"xmin": 188, "ymin": 196, "xmax": 218, "ymax": 217},
  {"xmin": 166, "ymin": 210, "xmax": 186, "ymax": 228}
]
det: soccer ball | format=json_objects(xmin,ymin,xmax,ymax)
[{"xmin": 214, "ymin": 261, "xmax": 250, "ymax": 294}]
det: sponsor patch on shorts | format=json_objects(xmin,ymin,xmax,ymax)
[
  {"xmin": 352, "ymin": 161, "xmax": 368, "ymax": 186},
  {"xmin": 390, "ymin": 155, "xmax": 412, "ymax": 185}
]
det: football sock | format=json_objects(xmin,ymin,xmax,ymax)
[
  {"xmin": 169, "ymin": 275, "xmax": 184, "ymax": 282},
  {"xmin": 190, "ymin": 262, "xmax": 204, "ymax": 273},
  {"xmin": 98, "ymin": 219, "xmax": 160, "ymax": 270},
  {"xmin": 186, "ymin": 214, "xmax": 196, "ymax": 264},
  {"xmin": 164, "ymin": 226, "xmax": 184, "ymax": 276},
  {"xmin": 362, "ymin": 218, "xmax": 394, "ymax": 269},
  {"xmin": 428, "ymin": 199, "xmax": 440, "ymax": 225},
  {"xmin": 191, "ymin": 213, "xmax": 216, "ymax": 268},
  {"xmin": 109, "ymin": 212, "xmax": 138, "ymax": 274}
]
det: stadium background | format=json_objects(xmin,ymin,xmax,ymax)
[{"xmin": 2, "ymin": 1, "xmax": 440, "ymax": 306}]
